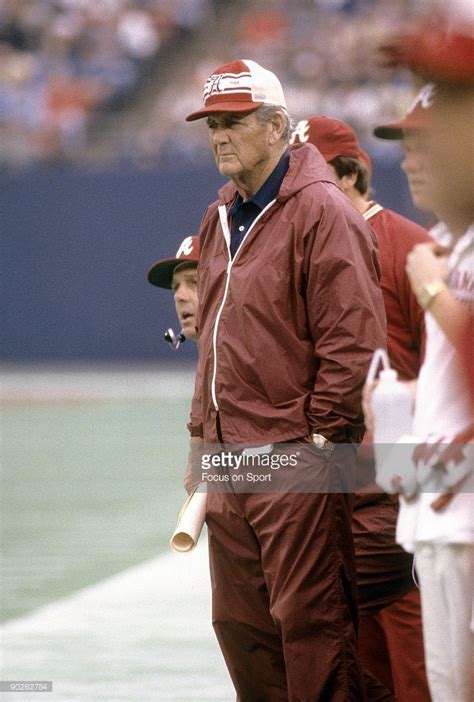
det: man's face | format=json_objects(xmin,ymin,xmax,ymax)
[
  {"xmin": 400, "ymin": 130, "xmax": 434, "ymax": 212},
  {"xmin": 424, "ymin": 84, "xmax": 474, "ymax": 219},
  {"xmin": 206, "ymin": 111, "xmax": 273, "ymax": 180},
  {"xmin": 171, "ymin": 264, "xmax": 198, "ymax": 340}
]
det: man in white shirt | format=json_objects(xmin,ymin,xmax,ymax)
[{"xmin": 373, "ymin": 9, "xmax": 474, "ymax": 700}]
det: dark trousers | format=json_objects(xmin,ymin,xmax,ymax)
[
  {"xmin": 359, "ymin": 587, "xmax": 430, "ymax": 702},
  {"xmin": 353, "ymin": 495, "xmax": 430, "ymax": 701},
  {"xmin": 206, "ymin": 489, "xmax": 366, "ymax": 701}
]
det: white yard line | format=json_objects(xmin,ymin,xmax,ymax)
[{"xmin": 1, "ymin": 540, "xmax": 234, "ymax": 702}]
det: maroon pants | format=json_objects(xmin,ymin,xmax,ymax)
[
  {"xmin": 358, "ymin": 589, "xmax": 431, "ymax": 702},
  {"xmin": 353, "ymin": 494, "xmax": 430, "ymax": 701},
  {"xmin": 206, "ymin": 489, "xmax": 366, "ymax": 702}
]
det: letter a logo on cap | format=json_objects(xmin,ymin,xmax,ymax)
[
  {"xmin": 407, "ymin": 83, "xmax": 436, "ymax": 114},
  {"xmin": 290, "ymin": 120, "xmax": 310, "ymax": 144},
  {"xmin": 175, "ymin": 236, "xmax": 194, "ymax": 259}
]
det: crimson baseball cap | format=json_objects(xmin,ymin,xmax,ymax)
[
  {"xmin": 373, "ymin": 83, "xmax": 435, "ymax": 140},
  {"xmin": 385, "ymin": 29, "xmax": 474, "ymax": 84},
  {"xmin": 290, "ymin": 115, "xmax": 372, "ymax": 174},
  {"xmin": 380, "ymin": 2, "xmax": 474, "ymax": 84},
  {"xmin": 185, "ymin": 59, "xmax": 287, "ymax": 122},
  {"xmin": 148, "ymin": 236, "xmax": 199, "ymax": 289}
]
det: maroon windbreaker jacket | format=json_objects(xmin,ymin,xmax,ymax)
[{"xmin": 189, "ymin": 144, "xmax": 387, "ymax": 445}]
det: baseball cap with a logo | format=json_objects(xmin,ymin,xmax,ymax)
[
  {"xmin": 148, "ymin": 236, "xmax": 199, "ymax": 289},
  {"xmin": 373, "ymin": 83, "xmax": 436, "ymax": 140},
  {"xmin": 185, "ymin": 59, "xmax": 287, "ymax": 122},
  {"xmin": 290, "ymin": 115, "xmax": 372, "ymax": 174}
]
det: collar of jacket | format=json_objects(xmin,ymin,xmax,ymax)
[{"xmin": 217, "ymin": 143, "xmax": 336, "ymax": 207}]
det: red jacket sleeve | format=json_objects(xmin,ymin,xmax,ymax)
[
  {"xmin": 187, "ymin": 355, "xmax": 203, "ymax": 438},
  {"xmin": 305, "ymin": 195, "xmax": 387, "ymax": 443},
  {"xmin": 187, "ymin": 205, "xmax": 215, "ymax": 439}
]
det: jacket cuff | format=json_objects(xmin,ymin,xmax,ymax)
[{"xmin": 187, "ymin": 422, "xmax": 203, "ymax": 438}]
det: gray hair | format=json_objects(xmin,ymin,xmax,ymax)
[{"xmin": 254, "ymin": 105, "xmax": 294, "ymax": 143}]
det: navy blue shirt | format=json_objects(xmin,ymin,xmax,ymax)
[{"xmin": 228, "ymin": 150, "xmax": 290, "ymax": 259}]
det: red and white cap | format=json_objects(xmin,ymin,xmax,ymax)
[
  {"xmin": 148, "ymin": 236, "xmax": 199, "ymax": 289},
  {"xmin": 290, "ymin": 115, "xmax": 372, "ymax": 175},
  {"xmin": 185, "ymin": 59, "xmax": 287, "ymax": 122},
  {"xmin": 373, "ymin": 83, "xmax": 435, "ymax": 140},
  {"xmin": 381, "ymin": 2, "xmax": 474, "ymax": 83}
]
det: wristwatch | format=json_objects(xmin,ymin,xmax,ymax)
[
  {"xmin": 312, "ymin": 433, "xmax": 335, "ymax": 451},
  {"xmin": 416, "ymin": 280, "xmax": 447, "ymax": 310}
]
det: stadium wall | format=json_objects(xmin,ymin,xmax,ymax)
[{"xmin": 1, "ymin": 162, "xmax": 427, "ymax": 362}]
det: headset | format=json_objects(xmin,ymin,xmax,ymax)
[{"xmin": 164, "ymin": 328, "xmax": 186, "ymax": 351}]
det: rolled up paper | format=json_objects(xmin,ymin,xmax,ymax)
[{"xmin": 170, "ymin": 486, "xmax": 207, "ymax": 553}]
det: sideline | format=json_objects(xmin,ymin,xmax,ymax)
[
  {"xmin": 1, "ymin": 540, "xmax": 233, "ymax": 701},
  {"xmin": 0, "ymin": 364, "xmax": 197, "ymax": 404}
]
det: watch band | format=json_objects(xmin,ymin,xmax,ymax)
[{"xmin": 312, "ymin": 433, "xmax": 335, "ymax": 451}]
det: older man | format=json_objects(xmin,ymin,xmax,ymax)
[{"xmin": 185, "ymin": 59, "xmax": 387, "ymax": 700}]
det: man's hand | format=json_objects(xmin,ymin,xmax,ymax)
[
  {"xmin": 406, "ymin": 242, "xmax": 449, "ymax": 294},
  {"xmin": 184, "ymin": 436, "xmax": 204, "ymax": 495}
]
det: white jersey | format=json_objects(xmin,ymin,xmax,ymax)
[{"xmin": 397, "ymin": 224, "xmax": 474, "ymax": 552}]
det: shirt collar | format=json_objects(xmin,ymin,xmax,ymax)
[{"xmin": 229, "ymin": 150, "xmax": 290, "ymax": 214}]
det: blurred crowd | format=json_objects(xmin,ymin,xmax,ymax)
[
  {"xmin": 0, "ymin": 0, "xmax": 432, "ymax": 169},
  {"xmin": 126, "ymin": 0, "xmax": 431, "ymax": 167},
  {"xmin": 0, "ymin": 0, "xmax": 214, "ymax": 166}
]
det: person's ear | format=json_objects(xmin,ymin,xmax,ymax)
[
  {"xmin": 339, "ymin": 172, "xmax": 358, "ymax": 194},
  {"xmin": 268, "ymin": 112, "xmax": 285, "ymax": 145}
]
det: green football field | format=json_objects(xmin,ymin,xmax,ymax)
[
  {"xmin": 2, "ymin": 398, "xmax": 188, "ymax": 620},
  {"xmin": 1, "ymin": 371, "xmax": 234, "ymax": 701}
]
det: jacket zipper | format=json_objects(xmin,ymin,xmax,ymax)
[{"xmin": 210, "ymin": 200, "xmax": 277, "ymax": 412}]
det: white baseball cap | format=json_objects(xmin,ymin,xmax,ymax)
[{"xmin": 185, "ymin": 59, "xmax": 287, "ymax": 122}]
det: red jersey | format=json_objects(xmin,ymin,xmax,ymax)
[
  {"xmin": 363, "ymin": 203, "xmax": 431, "ymax": 380},
  {"xmin": 354, "ymin": 202, "xmax": 431, "ymax": 594}
]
